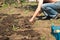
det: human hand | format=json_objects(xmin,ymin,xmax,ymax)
[
  {"xmin": 29, "ymin": 18, "xmax": 34, "ymax": 23},
  {"xmin": 29, "ymin": 18, "xmax": 36, "ymax": 24}
]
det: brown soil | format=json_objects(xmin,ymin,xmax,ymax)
[
  {"xmin": 0, "ymin": 13, "xmax": 41, "ymax": 40},
  {"xmin": 0, "ymin": 6, "xmax": 60, "ymax": 40}
]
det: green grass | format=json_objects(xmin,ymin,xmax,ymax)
[
  {"xmin": 0, "ymin": 4, "xmax": 8, "ymax": 10},
  {"xmin": 11, "ymin": 3, "xmax": 18, "ymax": 7},
  {"xmin": 22, "ymin": 2, "xmax": 37, "ymax": 5},
  {"xmin": 12, "ymin": 25, "xmax": 19, "ymax": 31},
  {"xmin": 57, "ymin": 19, "xmax": 60, "ymax": 24},
  {"xmin": 41, "ymin": 36, "xmax": 46, "ymax": 40},
  {"xmin": 9, "ymin": 9, "xmax": 15, "ymax": 14},
  {"xmin": 24, "ymin": 10, "xmax": 30, "ymax": 14}
]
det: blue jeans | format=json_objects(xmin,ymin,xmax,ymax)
[{"xmin": 42, "ymin": 1, "xmax": 60, "ymax": 18}]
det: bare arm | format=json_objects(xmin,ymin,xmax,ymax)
[{"xmin": 29, "ymin": 0, "xmax": 43, "ymax": 22}]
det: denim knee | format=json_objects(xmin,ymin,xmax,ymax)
[
  {"xmin": 41, "ymin": 5, "xmax": 58, "ymax": 17},
  {"xmin": 41, "ymin": 5, "xmax": 52, "ymax": 11}
]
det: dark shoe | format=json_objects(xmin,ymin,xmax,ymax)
[
  {"xmin": 51, "ymin": 14, "xmax": 58, "ymax": 19},
  {"xmin": 42, "ymin": 14, "xmax": 58, "ymax": 20},
  {"xmin": 49, "ymin": 14, "xmax": 58, "ymax": 20},
  {"xmin": 42, "ymin": 16, "xmax": 51, "ymax": 20}
]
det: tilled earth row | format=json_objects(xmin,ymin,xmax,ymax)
[{"xmin": 0, "ymin": 14, "xmax": 41, "ymax": 40}]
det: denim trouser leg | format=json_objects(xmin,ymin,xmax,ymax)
[{"xmin": 42, "ymin": 2, "xmax": 60, "ymax": 18}]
